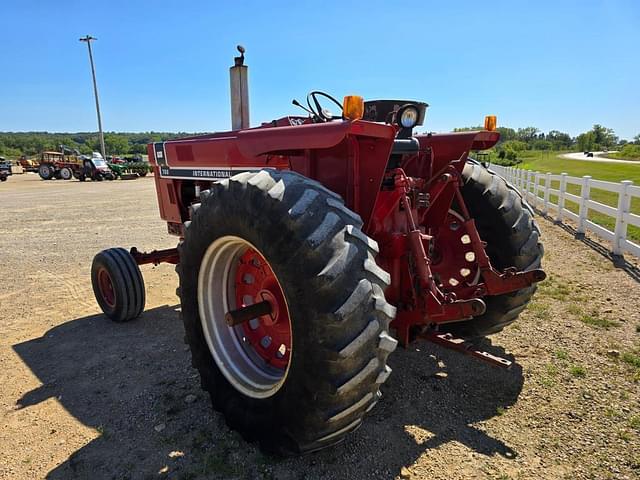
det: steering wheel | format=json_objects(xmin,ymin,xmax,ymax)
[{"xmin": 306, "ymin": 91, "xmax": 343, "ymax": 121}]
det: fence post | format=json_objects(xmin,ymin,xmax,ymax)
[
  {"xmin": 526, "ymin": 170, "xmax": 532, "ymax": 201},
  {"xmin": 613, "ymin": 180, "xmax": 633, "ymax": 258},
  {"xmin": 576, "ymin": 175, "xmax": 591, "ymax": 237},
  {"xmin": 543, "ymin": 172, "xmax": 551, "ymax": 215},
  {"xmin": 533, "ymin": 171, "xmax": 541, "ymax": 209},
  {"xmin": 556, "ymin": 173, "xmax": 567, "ymax": 224}
]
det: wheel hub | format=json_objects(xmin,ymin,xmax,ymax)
[
  {"xmin": 235, "ymin": 249, "xmax": 291, "ymax": 369},
  {"xmin": 197, "ymin": 236, "xmax": 292, "ymax": 398},
  {"xmin": 97, "ymin": 267, "xmax": 115, "ymax": 308},
  {"xmin": 431, "ymin": 211, "xmax": 481, "ymax": 292}
]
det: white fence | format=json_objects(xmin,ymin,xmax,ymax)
[{"xmin": 490, "ymin": 165, "xmax": 640, "ymax": 259}]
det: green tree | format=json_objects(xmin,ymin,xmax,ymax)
[
  {"xmin": 103, "ymin": 133, "xmax": 131, "ymax": 156},
  {"xmin": 501, "ymin": 140, "xmax": 528, "ymax": 152},
  {"xmin": 496, "ymin": 127, "xmax": 517, "ymax": 141},
  {"xmin": 591, "ymin": 124, "xmax": 618, "ymax": 148},
  {"xmin": 516, "ymin": 127, "xmax": 540, "ymax": 143},
  {"xmin": 576, "ymin": 131, "xmax": 596, "ymax": 151},
  {"xmin": 532, "ymin": 139, "xmax": 553, "ymax": 150},
  {"xmin": 546, "ymin": 130, "xmax": 573, "ymax": 150}
]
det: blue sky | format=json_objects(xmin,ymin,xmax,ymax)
[{"xmin": 0, "ymin": 0, "xmax": 638, "ymax": 139}]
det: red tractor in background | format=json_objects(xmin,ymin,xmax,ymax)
[{"xmin": 91, "ymin": 48, "xmax": 544, "ymax": 455}]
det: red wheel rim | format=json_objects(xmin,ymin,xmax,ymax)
[
  {"xmin": 234, "ymin": 248, "xmax": 291, "ymax": 370},
  {"xmin": 430, "ymin": 211, "xmax": 481, "ymax": 293},
  {"xmin": 97, "ymin": 267, "xmax": 116, "ymax": 308}
]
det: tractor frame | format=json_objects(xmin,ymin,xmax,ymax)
[{"xmin": 139, "ymin": 121, "xmax": 543, "ymax": 352}]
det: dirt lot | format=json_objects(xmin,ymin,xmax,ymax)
[{"xmin": 0, "ymin": 173, "xmax": 639, "ymax": 480}]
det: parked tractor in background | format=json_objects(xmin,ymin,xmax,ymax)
[
  {"xmin": 0, "ymin": 157, "xmax": 12, "ymax": 182},
  {"xmin": 91, "ymin": 48, "xmax": 545, "ymax": 456},
  {"xmin": 37, "ymin": 146, "xmax": 82, "ymax": 180},
  {"xmin": 77, "ymin": 152, "xmax": 115, "ymax": 181},
  {"xmin": 107, "ymin": 155, "xmax": 152, "ymax": 179},
  {"xmin": 37, "ymin": 147, "xmax": 114, "ymax": 181}
]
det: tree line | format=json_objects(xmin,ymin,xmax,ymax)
[
  {"xmin": 0, "ymin": 131, "xmax": 201, "ymax": 159},
  {"xmin": 1, "ymin": 126, "xmax": 639, "ymax": 163},
  {"xmin": 453, "ymin": 125, "xmax": 640, "ymax": 165}
]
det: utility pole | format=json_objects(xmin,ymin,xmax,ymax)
[{"xmin": 79, "ymin": 35, "xmax": 106, "ymax": 159}]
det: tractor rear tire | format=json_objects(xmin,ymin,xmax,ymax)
[
  {"xmin": 59, "ymin": 167, "xmax": 73, "ymax": 180},
  {"xmin": 446, "ymin": 161, "xmax": 543, "ymax": 339},
  {"xmin": 178, "ymin": 169, "xmax": 397, "ymax": 455},
  {"xmin": 38, "ymin": 164, "xmax": 53, "ymax": 180},
  {"xmin": 91, "ymin": 247, "xmax": 145, "ymax": 322}
]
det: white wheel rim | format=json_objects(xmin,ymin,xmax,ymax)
[{"xmin": 197, "ymin": 235, "xmax": 292, "ymax": 399}]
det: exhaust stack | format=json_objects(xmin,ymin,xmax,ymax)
[{"xmin": 230, "ymin": 45, "xmax": 250, "ymax": 130}]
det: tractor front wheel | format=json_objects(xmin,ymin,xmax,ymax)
[
  {"xmin": 178, "ymin": 169, "xmax": 397, "ymax": 455},
  {"xmin": 91, "ymin": 247, "xmax": 146, "ymax": 322},
  {"xmin": 446, "ymin": 161, "xmax": 543, "ymax": 339}
]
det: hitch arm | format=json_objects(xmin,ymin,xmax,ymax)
[
  {"xmin": 461, "ymin": 218, "xmax": 546, "ymax": 295},
  {"xmin": 421, "ymin": 332, "xmax": 513, "ymax": 369},
  {"xmin": 130, "ymin": 247, "xmax": 180, "ymax": 266}
]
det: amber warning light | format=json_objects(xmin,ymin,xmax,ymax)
[
  {"xmin": 484, "ymin": 115, "xmax": 497, "ymax": 131},
  {"xmin": 343, "ymin": 95, "xmax": 364, "ymax": 121}
]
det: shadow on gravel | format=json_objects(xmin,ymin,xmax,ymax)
[
  {"xmin": 14, "ymin": 306, "xmax": 523, "ymax": 480},
  {"xmin": 543, "ymin": 214, "xmax": 640, "ymax": 283}
]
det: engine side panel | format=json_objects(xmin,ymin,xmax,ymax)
[{"xmin": 148, "ymin": 120, "xmax": 396, "ymax": 231}]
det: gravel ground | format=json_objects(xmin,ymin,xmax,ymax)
[{"xmin": 0, "ymin": 173, "xmax": 638, "ymax": 480}]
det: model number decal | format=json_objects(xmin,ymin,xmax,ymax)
[{"xmin": 159, "ymin": 167, "xmax": 261, "ymax": 180}]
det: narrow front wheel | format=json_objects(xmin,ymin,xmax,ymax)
[{"xmin": 91, "ymin": 247, "xmax": 146, "ymax": 322}]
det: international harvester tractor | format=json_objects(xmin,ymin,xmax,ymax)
[{"xmin": 91, "ymin": 48, "xmax": 544, "ymax": 455}]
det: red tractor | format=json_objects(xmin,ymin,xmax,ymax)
[{"xmin": 91, "ymin": 48, "xmax": 544, "ymax": 455}]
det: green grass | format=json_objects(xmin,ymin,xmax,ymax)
[
  {"xmin": 630, "ymin": 415, "xmax": 640, "ymax": 431},
  {"xmin": 517, "ymin": 151, "xmax": 640, "ymax": 182},
  {"xmin": 621, "ymin": 350, "xmax": 640, "ymax": 369},
  {"xmin": 580, "ymin": 313, "xmax": 618, "ymax": 329},
  {"xmin": 526, "ymin": 301, "xmax": 549, "ymax": 319},
  {"xmin": 570, "ymin": 365, "xmax": 587, "ymax": 377},
  {"xmin": 505, "ymin": 150, "xmax": 640, "ymax": 243},
  {"xmin": 567, "ymin": 304, "xmax": 583, "ymax": 316},
  {"xmin": 538, "ymin": 277, "xmax": 572, "ymax": 301},
  {"xmin": 605, "ymin": 407, "xmax": 621, "ymax": 419},
  {"xmin": 617, "ymin": 349, "xmax": 640, "ymax": 382}
]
